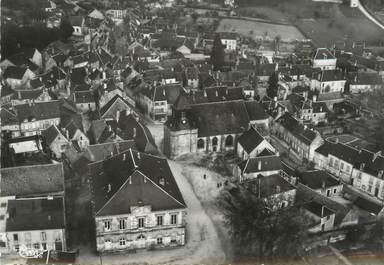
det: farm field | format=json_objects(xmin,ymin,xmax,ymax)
[
  {"xmin": 216, "ymin": 18, "xmax": 305, "ymax": 42},
  {"xmin": 296, "ymin": 7, "xmax": 384, "ymax": 47}
]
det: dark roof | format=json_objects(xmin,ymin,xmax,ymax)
[
  {"xmin": 151, "ymin": 83, "xmax": 184, "ymax": 104},
  {"xmin": 69, "ymin": 15, "xmax": 84, "ymax": 27},
  {"xmin": 1, "ymin": 108, "xmax": 18, "ymax": 125},
  {"xmin": 299, "ymin": 170, "xmax": 340, "ymax": 190},
  {"xmin": 254, "ymin": 64, "xmax": 276, "ymax": 77},
  {"xmin": 276, "ymin": 112, "xmax": 318, "ymax": 145},
  {"xmin": 100, "ymin": 94, "xmax": 133, "ymax": 117},
  {"xmin": 118, "ymin": 113, "xmax": 157, "ymax": 153},
  {"xmin": 238, "ymin": 127, "xmax": 265, "ymax": 154},
  {"xmin": 218, "ymin": 32, "xmax": 237, "ymax": 40},
  {"xmin": 73, "ymin": 90, "xmax": 94, "ymax": 103},
  {"xmin": 353, "ymin": 197, "xmax": 383, "ymax": 215},
  {"xmin": 3, "ymin": 66, "xmax": 27, "ymax": 79},
  {"xmin": 190, "ymin": 100, "xmax": 250, "ymax": 137},
  {"xmin": 315, "ymin": 141, "xmax": 384, "ymax": 177},
  {"xmin": 316, "ymin": 70, "xmax": 345, "ymax": 82},
  {"xmin": 85, "ymin": 141, "xmax": 136, "ymax": 162},
  {"xmin": 304, "ymin": 201, "xmax": 334, "ymax": 218},
  {"xmin": 6, "ymin": 198, "xmax": 65, "ymax": 231},
  {"xmin": 42, "ymin": 125, "xmax": 63, "ymax": 145},
  {"xmin": 247, "ymin": 174, "xmax": 295, "ymax": 198},
  {"xmin": 1, "ymin": 164, "xmax": 64, "ymax": 197},
  {"xmin": 1, "ymin": 85, "xmax": 15, "ymax": 97},
  {"xmin": 350, "ymin": 72, "xmax": 383, "ymax": 85},
  {"xmin": 15, "ymin": 101, "xmax": 61, "ymax": 122},
  {"xmin": 89, "ymin": 150, "xmax": 186, "ymax": 216},
  {"xmin": 244, "ymin": 101, "xmax": 269, "ymax": 121},
  {"xmin": 239, "ymin": 155, "xmax": 282, "ymax": 173},
  {"xmin": 12, "ymin": 89, "xmax": 44, "ymax": 101},
  {"xmin": 191, "ymin": 86, "xmax": 244, "ymax": 104}
]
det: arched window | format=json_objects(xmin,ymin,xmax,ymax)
[
  {"xmin": 197, "ymin": 139, "xmax": 205, "ymax": 149},
  {"xmin": 225, "ymin": 135, "xmax": 233, "ymax": 147},
  {"xmin": 212, "ymin": 137, "xmax": 218, "ymax": 146}
]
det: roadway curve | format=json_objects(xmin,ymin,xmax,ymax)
[{"xmin": 356, "ymin": 0, "xmax": 384, "ymax": 30}]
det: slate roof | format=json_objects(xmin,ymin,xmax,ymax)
[
  {"xmin": 244, "ymin": 101, "xmax": 269, "ymax": 121},
  {"xmin": 191, "ymin": 86, "xmax": 244, "ymax": 104},
  {"xmin": 63, "ymin": 120, "xmax": 81, "ymax": 139},
  {"xmin": 15, "ymin": 101, "xmax": 60, "ymax": 122},
  {"xmin": 218, "ymin": 32, "xmax": 237, "ymax": 40},
  {"xmin": 316, "ymin": 70, "xmax": 345, "ymax": 82},
  {"xmin": 350, "ymin": 72, "xmax": 383, "ymax": 85},
  {"xmin": 89, "ymin": 150, "xmax": 186, "ymax": 216},
  {"xmin": 276, "ymin": 112, "xmax": 318, "ymax": 145},
  {"xmin": 254, "ymin": 64, "xmax": 276, "ymax": 77},
  {"xmin": 238, "ymin": 127, "xmax": 265, "ymax": 154},
  {"xmin": 151, "ymin": 84, "xmax": 184, "ymax": 104},
  {"xmin": 84, "ymin": 141, "xmax": 136, "ymax": 162},
  {"xmin": 0, "ymin": 164, "xmax": 64, "ymax": 197},
  {"xmin": 1, "ymin": 85, "xmax": 15, "ymax": 97},
  {"xmin": 3, "ymin": 66, "xmax": 27, "ymax": 79},
  {"xmin": 1, "ymin": 108, "xmax": 18, "ymax": 125},
  {"xmin": 299, "ymin": 170, "xmax": 340, "ymax": 190},
  {"xmin": 12, "ymin": 89, "xmax": 44, "ymax": 101},
  {"xmin": 73, "ymin": 90, "xmax": 94, "ymax": 103},
  {"xmin": 100, "ymin": 94, "xmax": 134, "ymax": 118},
  {"xmin": 304, "ymin": 201, "xmax": 334, "ymax": 218},
  {"xmin": 117, "ymin": 113, "xmax": 157, "ymax": 152},
  {"xmin": 247, "ymin": 173, "xmax": 296, "ymax": 198},
  {"xmin": 190, "ymin": 100, "xmax": 250, "ymax": 137},
  {"xmin": 42, "ymin": 125, "xmax": 63, "ymax": 145},
  {"xmin": 69, "ymin": 16, "xmax": 84, "ymax": 27},
  {"xmin": 6, "ymin": 197, "xmax": 65, "ymax": 232},
  {"xmin": 239, "ymin": 155, "xmax": 282, "ymax": 173},
  {"xmin": 353, "ymin": 197, "xmax": 383, "ymax": 215},
  {"xmin": 315, "ymin": 141, "xmax": 384, "ymax": 177}
]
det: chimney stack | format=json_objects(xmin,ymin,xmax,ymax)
[{"xmin": 258, "ymin": 160, "xmax": 262, "ymax": 171}]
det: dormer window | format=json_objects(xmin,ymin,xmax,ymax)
[{"xmin": 159, "ymin": 177, "xmax": 165, "ymax": 186}]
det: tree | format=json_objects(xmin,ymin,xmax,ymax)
[
  {"xmin": 211, "ymin": 34, "xmax": 225, "ymax": 71},
  {"xmin": 267, "ymin": 72, "xmax": 279, "ymax": 98},
  {"xmin": 220, "ymin": 188, "xmax": 309, "ymax": 261}
]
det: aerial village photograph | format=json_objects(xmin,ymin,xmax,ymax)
[{"xmin": 0, "ymin": 0, "xmax": 384, "ymax": 264}]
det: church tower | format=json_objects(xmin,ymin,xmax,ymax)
[{"xmin": 164, "ymin": 93, "xmax": 198, "ymax": 159}]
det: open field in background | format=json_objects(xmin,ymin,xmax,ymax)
[
  {"xmin": 234, "ymin": 0, "xmax": 384, "ymax": 47},
  {"xmin": 216, "ymin": 18, "xmax": 305, "ymax": 42}
]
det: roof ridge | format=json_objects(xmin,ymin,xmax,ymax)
[
  {"xmin": 136, "ymin": 170, "xmax": 186, "ymax": 208},
  {"xmin": 1, "ymin": 163, "xmax": 62, "ymax": 170}
]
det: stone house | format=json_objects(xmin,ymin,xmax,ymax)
[
  {"xmin": 312, "ymin": 48, "xmax": 337, "ymax": 70},
  {"xmin": 2, "ymin": 66, "xmax": 36, "ymax": 89},
  {"xmin": 99, "ymin": 95, "xmax": 135, "ymax": 121},
  {"xmin": 89, "ymin": 149, "xmax": 187, "ymax": 252},
  {"xmin": 237, "ymin": 127, "xmax": 276, "ymax": 160},
  {"xmin": 235, "ymin": 155, "xmax": 283, "ymax": 182},
  {"xmin": 0, "ymin": 164, "xmax": 66, "ymax": 254},
  {"xmin": 42, "ymin": 125, "xmax": 70, "ymax": 159},
  {"xmin": 62, "ymin": 121, "xmax": 89, "ymax": 151},
  {"xmin": 303, "ymin": 201, "xmax": 335, "ymax": 233},
  {"xmin": 273, "ymin": 112, "xmax": 323, "ymax": 161},
  {"xmin": 298, "ymin": 170, "xmax": 343, "ymax": 197},
  {"xmin": 245, "ymin": 173, "xmax": 297, "ymax": 210},
  {"xmin": 310, "ymin": 70, "xmax": 346, "ymax": 94}
]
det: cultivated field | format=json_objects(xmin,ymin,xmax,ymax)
[{"xmin": 216, "ymin": 18, "xmax": 305, "ymax": 42}]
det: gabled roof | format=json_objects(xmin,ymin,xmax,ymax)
[
  {"xmin": 304, "ymin": 201, "xmax": 334, "ymax": 218},
  {"xmin": 117, "ymin": 113, "xmax": 157, "ymax": 153},
  {"xmin": 15, "ymin": 101, "xmax": 60, "ymax": 123},
  {"xmin": 238, "ymin": 127, "xmax": 265, "ymax": 154},
  {"xmin": 276, "ymin": 112, "xmax": 319, "ymax": 145},
  {"xmin": 84, "ymin": 140, "xmax": 136, "ymax": 162},
  {"xmin": 151, "ymin": 83, "xmax": 184, "ymax": 104},
  {"xmin": 89, "ymin": 150, "xmax": 186, "ymax": 216},
  {"xmin": 190, "ymin": 100, "xmax": 250, "ymax": 137},
  {"xmin": 191, "ymin": 86, "xmax": 244, "ymax": 104},
  {"xmin": 42, "ymin": 125, "xmax": 64, "ymax": 145},
  {"xmin": 299, "ymin": 170, "xmax": 340, "ymax": 190},
  {"xmin": 244, "ymin": 101, "xmax": 269, "ymax": 121},
  {"xmin": 3, "ymin": 66, "xmax": 27, "ymax": 79},
  {"xmin": 1, "ymin": 108, "xmax": 18, "ymax": 125},
  {"xmin": 73, "ymin": 90, "xmax": 94, "ymax": 103},
  {"xmin": 1, "ymin": 85, "xmax": 15, "ymax": 97},
  {"xmin": 239, "ymin": 155, "xmax": 282, "ymax": 173},
  {"xmin": 247, "ymin": 174, "xmax": 296, "ymax": 198},
  {"xmin": 100, "ymin": 94, "xmax": 134, "ymax": 118},
  {"xmin": 1, "ymin": 164, "xmax": 64, "ymax": 197},
  {"xmin": 6, "ymin": 197, "xmax": 65, "ymax": 232},
  {"xmin": 314, "ymin": 48, "xmax": 335, "ymax": 60},
  {"xmin": 316, "ymin": 70, "xmax": 345, "ymax": 82}
]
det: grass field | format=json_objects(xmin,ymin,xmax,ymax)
[
  {"xmin": 216, "ymin": 18, "xmax": 305, "ymax": 42},
  {"xmin": 236, "ymin": 0, "xmax": 384, "ymax": 47}
]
